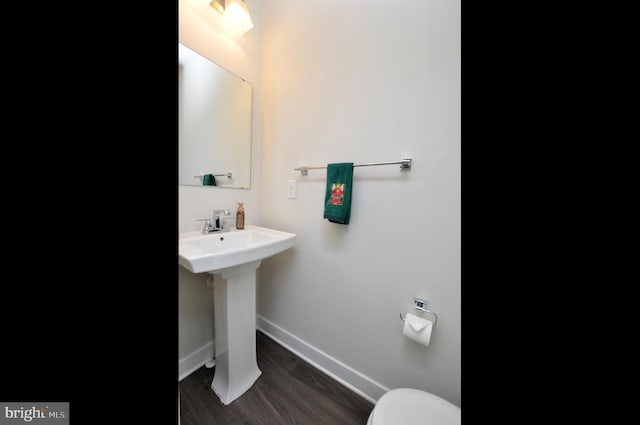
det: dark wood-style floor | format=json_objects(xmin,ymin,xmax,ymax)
[{"xmin": 180, "ymin": 331, "xmax": 374, "ymax": 425}]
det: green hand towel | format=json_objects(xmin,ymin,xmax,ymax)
[
  {"xmin": 323, "ymin": 163, "xmax": 354, "ymax": 224},
  {"xmin": 202, "ymin": 174, "xmax": 217, "ymax": 186}
]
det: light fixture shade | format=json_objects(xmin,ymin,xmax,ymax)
[{"xmin": 222, "ymin": 0, "xmax": 254, "ymax": 36}]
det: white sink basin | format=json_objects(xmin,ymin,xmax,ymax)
[{"xmin": 178, "ymin": 225, "xmax": 296, "ymax": 274}]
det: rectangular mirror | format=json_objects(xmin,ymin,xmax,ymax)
[{"xmin": 179, "ymin": 43, "xmax": 252, "ymax": 189}]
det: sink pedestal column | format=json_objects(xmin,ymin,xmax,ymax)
[{"xmin": 210, "ymin": 260, "xmax": 262, "ymax": 405}]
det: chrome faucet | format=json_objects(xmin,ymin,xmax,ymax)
[
  {"xmin": 197, "ymin": 209, "xmax": 232, "ymax": 234},
  {"xmin": 213, "ymin": 209, "xmax": 232, "ymax": 232}
]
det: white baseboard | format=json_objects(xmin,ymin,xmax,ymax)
[
  {"xmin": 257, "ymin": 315, "xmax": 388, "ymax": 404},
  {"xmin": 179, "ymin": 340, "xmax": 214, "ymax": 381}
]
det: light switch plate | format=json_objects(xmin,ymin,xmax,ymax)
[{"xmin": 287, "ymin": 179, "xmax": 296, "ymax": 199}]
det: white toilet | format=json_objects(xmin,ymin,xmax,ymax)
[{"xmin": 367, "ymin": 388, "xmax": 460, "ymax": 425}]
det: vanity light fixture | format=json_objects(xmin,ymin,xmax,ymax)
[{"xmin": 209, "ymin": 0, "xmax": 254, "ymax": 36}]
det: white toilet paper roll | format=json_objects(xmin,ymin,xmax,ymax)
[{"xmin": 403, "ymin": 312, "xmax": 433, "ymax": 346}]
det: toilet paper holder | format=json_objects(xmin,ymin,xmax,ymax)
[{"xmin": 400, "ymin": 298, "xmax": 438, "ymax": 326}]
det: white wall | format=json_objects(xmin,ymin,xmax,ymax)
[
  {"xmin": 178, "ymin": 266, "xmax": 214, "ymax": 379},
  {"xmin": 178, "ymin": 0, "xmax": 264, "ymax": 376},
  {"xmin": 257, "ymin": 0, "xmax": 460, "ymax": 406}
]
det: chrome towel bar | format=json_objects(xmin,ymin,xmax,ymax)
[
  {"xmin": 194, "ymin": 172, "xmax": 232, "ymax": 179},
  {"xmin": 294, "ymin": 158, "xmax": 411, "ymax": 175}
]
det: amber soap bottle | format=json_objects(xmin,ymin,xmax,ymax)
[{"xmin": 236, "ymin": 202, "xmax": 245, "ymax": 230}]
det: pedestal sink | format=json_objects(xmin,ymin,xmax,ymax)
[{"xmin": 178, "ymin": 225, "xmax": 296, "ymax": 405}]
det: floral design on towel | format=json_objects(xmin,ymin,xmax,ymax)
[{"xmin": 328, "ymin": 183, "xmax": 345, "ymax": 206}]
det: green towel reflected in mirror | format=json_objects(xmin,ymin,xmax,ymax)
[{"xmin": 202, "ymin": 174, "xmax": 217, "ymax": 186}]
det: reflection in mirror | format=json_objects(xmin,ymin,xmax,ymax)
[{"xmin": 179, "ymin": 43, "xmax": 252, "ymax": 189}]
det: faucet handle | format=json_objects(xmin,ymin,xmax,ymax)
[{"xmin": 197, "ymin": 218, "xmax": 214, "ymax": 234}]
